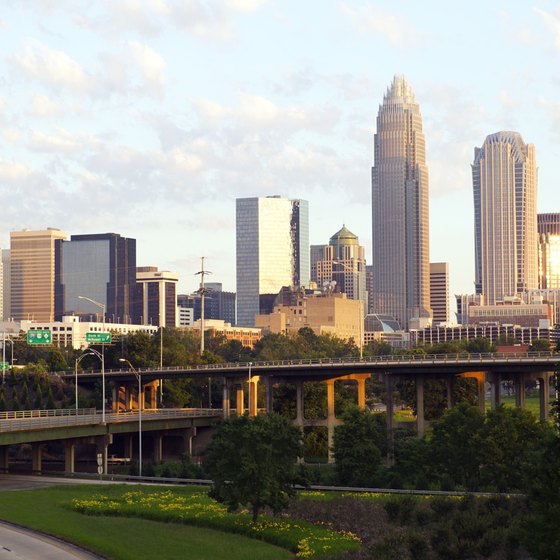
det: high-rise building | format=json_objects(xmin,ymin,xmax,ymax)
[
  {"xmin": 175, "ymin": 283, "xmax": 236, "ymax": 326},
  {"xmin": 537, "ymin": 213, "xmax": 560, "ymax": 290},
  {"xmin": 314, "ymin": 225, "xmax": 367, "ymax": 309},
  {"xmin": 236, "ymin": 196, "xmax": 310, "ymax": 327},
  {"xmin": 430, "ymin": 262, "xmax": 450, "ymax": 324},
  {"xmin": 1, "ymin": 250, "xmax": 9, "ymax": 321},
  {"xmin": 10, "ymin": 228, "xmax": 68, "ymax": 322},
  {"xmin": 55, "ymin": 233, "xmax": 138, "ymax": 323},
  {"xmin": 473, "ymin": 131, "xmax": 538, "ymax": 305},
  {"xmin": 371, "ymin": 75, "xmax": 431, "ymax": 330},
  {"xmin": 136, "ymin": 267, "xmax": 179, "ymax": 327}
]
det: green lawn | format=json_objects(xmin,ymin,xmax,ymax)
[{"xmin": 0, "ymin": 485, "xmax": 292, "ymax": 560}]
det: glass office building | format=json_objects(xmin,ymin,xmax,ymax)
[
  {"xmin": 236, "ymin": 196, "xmax": 309, "ymax": 327},
  {"xmin": 55, "ymin": 233, "xmax": 138, "ymax": 323}
]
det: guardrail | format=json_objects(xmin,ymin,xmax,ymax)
[
  {"xmin": 0, "ymin": 408, "xmax": 222, "ymax": 433},
  {"xmin": 64, "ymin": 350, "xmax": 560, "ymax": 377},
  {"xmin": 0, "ymin": 408, "xmax": 96, "ymax": 420}
]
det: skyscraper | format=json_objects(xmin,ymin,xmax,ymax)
[
  {"xmin": 429, "ymin": 262, "xmax": 450, "ymax": 325},
  {"xmin": 537, "ymin": 213, "xmax": 560, "ymax": 290},
  {"xmin": 236, "ymin": 196, "xmax": 309, "ymax": 327},
  {"xmin": 136, "ymin": 266, "xmax": 179, "ymax": 327},
  {"xmin": 371, "ymin": 75, "xmax": 431, "ymax": 330},
  {"xmin": 314, "ymin": 225, "xmax": 367, "ymax": 309},
  {"xmin": 10, "ymin": 228, "xmax": 68, "ymax": 322},
  {"xmin": 55, "ymin": 233, "xmax": 138, "ymax": 323},
  {"xmin": 472, "ymin": 132, "xmax": 538, "ymax": 304}
]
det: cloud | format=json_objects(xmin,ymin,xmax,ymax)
[
  {"xmin": 29, "ymin": 95, "xmax": 61, "ymax": 118},
  {"xmin": 11, "ymin": 40, "xmax": 93, "ymax": 92},
  {"xmin": 340, "ymin": 2, "xmax": 425, "ymax": 49},
  {"xmin": 0, "ymin": 160, "xmax": 33, "ymax": 183},
  {"xmin": 28, "ymin": 129, "xmax": 83, "ymax": 153},
  {"xmin": 224, "ymin": 0, "xmax": 268, "ymax": 14},
  {"xmin": 128, "ymin": 41, "xmax": 166, "ymax": 97},
  {"xmin": 535, "ymin": 8, "xmax": 560, "ymax": 51}
]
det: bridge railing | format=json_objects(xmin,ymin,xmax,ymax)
[
  {"xmin": 63, "ymin": 350, "xmax": 560, "ymax": 377},
  {"xmin": 0, "ymin": 408, "xmax": 96, "ymax": 421}
]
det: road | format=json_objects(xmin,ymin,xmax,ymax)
[{"xmin": 0, "ymin": 522, "xmax": 101, "ymax": 559}]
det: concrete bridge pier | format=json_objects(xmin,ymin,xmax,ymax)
[
  {"xmin": 326, "ymin": 379, "xmax": 342, "ymax": 463},
  {"xmin": 0, "ymin": 446, "xmax": 9, "ymax": 474},
  {"xmin": 64, "ymin": 441, "xmax": 76, "ymax": 473},
  {"xmin": 385, "ymin": 375, "xmax": 395, "ymax": 464},
  {"xmin": 153, "ymin": 433, "xmax": 163, "ymax": 463},
  {"xmin": 31, "ymin": 443, "xmax": 43, "ymax": 475},
  {"xmin": 235, "ymin": 384, "xmax": 244, "ymax": 415},
  {"xmin": 221, "ymin": 378, "xmax": 230, "ymax": 418},
  {"xmin": 488, "ymin": 372, "xmax": 502, "ymax": 410},
  {"xmin": 539, "ymin": 373, "xmax": 551, "ymax": 421},
  {"xmin": 514, "ymin": 374, "xmax": 526, "ymax": 409},
  {"xmin": 446, "ymin": 377, "xmax": 456, "ymax": 409},
  {"xmin": 295, "ymin": 380, "xmax": 304, "ymax": 426},
  {"xmin": 96, "ymin": 435, "xmax": 112, "ymax": 476},
  {"xmin": 249, "ymin": 376, "xmax": 259, "ymax": 417},
  {"xmin": 416, "ymin": 375, "xmax": 425, "ymax": 438},
  {"xmin": 265, "ymin": 376, "xmax": 274, "ymax": 413}
]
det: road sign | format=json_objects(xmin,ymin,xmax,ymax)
[
  {"xmin": 0, "ymin": 362, "xmax": 8, "ymax": 370},
  {"xmin": 86, "ymin": 332, "xmax": 112, "ymax": 344},
  {"xmin": 27, "ymin": 329, "xmax": 52, "ymax": 345}
]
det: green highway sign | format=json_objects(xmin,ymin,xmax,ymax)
[
  {"xmin": 0, "ymin": 362, "xmax": 8, "ymax": 370},
  {"xmin": 85, "ymin": 332, "xmax": 112, "ymax": 344},
  {"xmin": 27, "ymin": 329, "xmax": 52, "ymax": 345}
]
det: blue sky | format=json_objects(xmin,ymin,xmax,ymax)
[{"xmin": 1, "ymin": 1, "xmax": 559, "ymax": 308}]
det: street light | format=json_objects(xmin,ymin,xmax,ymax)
[
  {"xmin": 332, "ymin": 260, "xmax": 364, "ymax": 358},
  {"xmin": 78, "ymin": 295, "xmax": 106, "ymax": 423},
  {"xmin": 74, "ymin": 351, "xmax": 96, "ymax": 410},
  {"xmin": 119, "ymin": 358, "xmax": 142, "ymax": 477}
]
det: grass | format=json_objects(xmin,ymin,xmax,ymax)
[{"xmin": 0, "ymin": 485, "xmax": 292, "ymax": 560}]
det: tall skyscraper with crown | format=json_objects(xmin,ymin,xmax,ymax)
[{"xmin": 371, "ymin": 75, "xmax": 431, "ymax": 330}]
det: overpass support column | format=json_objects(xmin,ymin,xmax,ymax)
[
  {"xmin": 515, "ymin": 374, "xmax": 526, "ymax": 409},
  {"xmin": 222, "ymin": 378, "xmax": 230, "ymax": 418},
  {"xmin": 265, "ymin": 376, "xmax": 274, "ymax": 413},
  {"xmin": 32, "ymin": 443, "xmax": 42, "ymax": 475},
  {"xmin": 112, "ymin": 386, "xmax": 118, "ymax": 412},
  {"xmin": 96, "ymin": 435, "xmax": 112, "ymax": 478},
  {"xmin": 489, "ymin": 373, "xmax": 501, "ymax": 410},
  {"xmin": 385, "ymin": 375, "xmax": 394, "ymax": 464},
  {"xmin": 123, "ymin": 434, "xmax": 133, "ymax": 460},
  {"xmin": 64, "ymin": 441, "xmax": 75, "ymax": 473},
  {"xmin": 326, "ymin": 379, "xmax": 336, "ymax": 463},
  {"xmin": 357, "ymin": 377, "xmax": 366, "ymax": 409},
  {"xmin": 0, "ymin": 446, "xmax": 9, "ymax": 474},
  {"xmin": 295, "ymin": 380, "xmax": 304, "ymax": 427},
  {"xmin": 183, "ymin": 427, "xmax": 196, "ymax": 456},
  {"xmin": 153, "ymin": 433, "xmax": 163, "ymax": 463},
  {"xmin": 416, "ymin": 375, "xmax": 425, "ymax": 438},
  {"xmin": 446, "ymin": 377, "xmax": 456, "ymax": 409},
  {"xmin": 539, "ymin": 373, "xmax": 551, "ymax": 421},
  {"xmin": 235, "ymin": 385, "xmax": 244, "ymax": 416},
  {"xmin": 249, "ymin": 376, "xmax": 259, "ymax": 417}
]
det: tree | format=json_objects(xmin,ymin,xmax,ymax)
[
  {"xmin": 528, "ymin": 338, "xmax": 552, "ymax": 352},
  {"xmin": 205, "ymin": 413, "xmax": 303, "ymax": 522},
  {"xmin": 333, "ymin": 407, "xmax": 385, "ymax": 486}
]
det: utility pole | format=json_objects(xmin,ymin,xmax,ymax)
[{"xmin": 195, "ymin": 257, "xmax": 212, "ymax": 407}]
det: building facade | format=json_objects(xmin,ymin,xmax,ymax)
[
  {"xmin": 371, "ymin": 75, "xmax": 431, "ymax": 330},
  {"xmin": 1, "ymin": 249, "xmax": 9, "ymax": 321},
  {"xmin": 136, "ymin": 267, "xmax": 179, "ymax": 327},
  {"xmin": 538, "ymin": 213, "xmax": 560, "ymax": 290},
  {"xmin": 430, "ymin": 262, "xmax": 450, "ymax": 324},
  {"xmin": 55, "ymin": 233, "xmax": 138, "ymax": 324},
  {"xmin": 313, "ymin": 225, "xmax": 367, "ymax": 310},
  {"xmin": 236, "ymin": 196, "xmax": 309, "ymax": 327},
  {"xmin": 10, "ymin": 228, "xmax": 68, "ymax": 322},
  {"xmin": 473, "ymin": 131, "xmax": 538, "ymax": 305}
]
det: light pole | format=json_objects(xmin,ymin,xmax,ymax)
[
  {"xmin": 332, "ymin": 260, "xmax": 364, "ymax": 358},
  {"xmin": 78, "ymin": 295, "xmax": 106, "ymax": 423},
  {"xmin": 74, "ymin": 351, "xmax": 96, "ymax": 410},
  {"xmin": 119, "ymin": 358, "xmax": 142, "ymax": 477}
]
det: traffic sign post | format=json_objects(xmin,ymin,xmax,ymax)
[
  {"xmin": 27, "ymin": 330, "xmax": 52, "ymax": 345},
  {"xmin": 86, "ymin": 332, "xmax": 112, "ymax": 344}
]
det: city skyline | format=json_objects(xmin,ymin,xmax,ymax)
[{"xmin": 1, "ymin": 2, "xmax": 560, "ymax": 301}]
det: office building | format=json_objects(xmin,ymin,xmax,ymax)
[
  {"xmin": 177, "ymin": 294, "xmax": 195, "ymax": 327},
  {"xmin": 176, "ymin": 284, "xmax": 236, "ymax": 326},
  {"xmin": 538, "ymin": 213, "xmax": 560, "ymax": 289},
  {"xmin": 136, "ymin": 267, "xmax": 179, "ymax": 327},
  {"xmin": 371, "ymin": 75, "xmax": 431, "ymax": 330},
  {"xmin": 10, "ymin": 228, "xmax": 68, "ymax": 321},
  {"xmin": 473, "ymin": 131, "xmax": 538, "ymax": 304},
  {"xmin": 314, "ymin": 225, "xmax": 367, "ymax": 310},
  {"xmin": 455, "ymin": 293, "xmax": 485, "ymax": 325},
  {"xmin": 430, "ymin": 262, "xmax": 450, "ymax": 324},
  {"xmin": 236, "ymin": 196, "xmax": 309, "ymax": 327},
  {"xmin": 1, "ymin": 250, "xmax": 9, "ymax": 321},
  {"xmin": 55, "ymin": 233, "xmax": 138, "ymax": 324}
]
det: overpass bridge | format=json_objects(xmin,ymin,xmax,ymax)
[
  {"xmin": 62, "ymin": 351, "xmax": 559, "ymax": 445},
  {"xmin": 0, "ymin": 407, "xmax": 221, "ymax": 475}
]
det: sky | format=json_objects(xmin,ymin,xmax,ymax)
[{"xmin": 1, "ymin": 0, "xmax": 560, "ymax": 308}]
